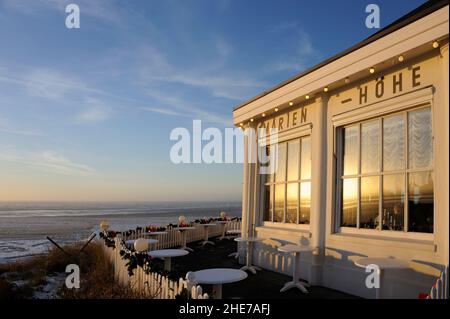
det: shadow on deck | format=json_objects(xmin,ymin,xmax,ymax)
[{"xmin": 153, "ymin": 236, "xmax": 358, "ymax": 299}]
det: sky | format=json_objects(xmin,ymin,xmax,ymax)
[{"xmin": 0, "ymin": 0, "xmax": 426, "ymax": 202}]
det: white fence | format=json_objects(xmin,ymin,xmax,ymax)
[
  {"xmin": 123, "ymin": 220, "xmax": 242, "ymax": 250},
  {"xmin": 428, "ymin": 265, "xmax": 449, "ymax": 299},
  {"xmin": 101, "ymin": 220, "xmax": 241, "ymax": 299},
  {"xmin": 102, "ymin": 238, "xmax": 209, "ymax": 299}
]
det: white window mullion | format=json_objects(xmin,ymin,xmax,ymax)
[{"xmin": 404, "ymin": 112, "xmax": 409, "ymax": 232}]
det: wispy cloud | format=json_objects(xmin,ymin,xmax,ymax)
[
  {"xmin": 140, "ymin": 107, "xmax": 190, "ymax": 118},
  {"xmin": 0, "ymin": 68, "xmax": 104, "ymax": 101},
  {"xmin": 133, "ymin": 44, "xmax": 264, "ymax": 101},
  {"xmin": 76, "ymin": 98, "xmax": 114, "ymax": 123},
  {"xmin": 0, "ymin": 149, "xmax": 94, "ymax": 176},
  {"xmin": 145, "ymin": 91, "xmax": 232, "ymax": 126},
  {"xmin": 0, "ymin": 118, "xmax": 44, "ymax": 136},
  {"xmin": 265, "ymin": 25, "xmax": 320, "ymax": 73}
]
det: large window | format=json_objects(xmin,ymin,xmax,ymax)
[
  {"xmin": 338, "ymin": 106, "xmax": 433, "ymax": 233},
  {"xmin": 262, "ymin": 136, "xmax": 311, "ymax": 224}
]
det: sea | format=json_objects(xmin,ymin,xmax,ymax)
[{"xmin": 0, "ymin": 201, "xmax": 241, "ymax": 263}]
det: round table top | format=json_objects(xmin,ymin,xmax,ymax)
[
  {"xmin": 173, "ymin": 226, "xmax": 196, "ymax": 231},
  {"xmin": 226, "ymin": 229, "xmax": 241, "ymax": 234},
  {"xmin": 144, "ymin": 231, "xmax": 168, "ymax": 235},
  {"xmin": 193, "ymin": 268, "xmax": 248, "ymax": 285},
  {"xmin": 125, "ymin": 238, "xmax": 159, "ymax": 245},
  {"xmin": 234, "ymin": 236, "xmax": 261, "ymax": 242},
  {"xmin": 198, "ymin": 223, "xmax": 216, "ymax": 227},
  {"xmin": 354, "ymin": 257, "xmax": 409, "ymax": 270},
  {"xmin": 278, "ymin": 244, "xmax": 313, "ymax": 253},
  {"xmin": 149, "ymin": 249, "xmax": 189, "ymax": 258}
]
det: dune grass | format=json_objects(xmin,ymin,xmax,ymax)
[{"xmin": 0, "ymin": 241, "xmax": 143, "ymax": 299}]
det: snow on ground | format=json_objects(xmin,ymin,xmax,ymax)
[
  {"xmin": 32, "ymin": 274, "xmax": 66, "ymax": 299},
  {"xmin": 0, "ymin": 239, "xmax": 51, "ymax": 264}
]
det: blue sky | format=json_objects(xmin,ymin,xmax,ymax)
[{"xmin": 0, "ymin": 0, "xmax": 426, "ymax": 202}]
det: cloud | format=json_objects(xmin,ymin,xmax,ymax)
[
  {"xmin": 0, "ymin": 68, "xmax": 104, "ymax": 101},
  {"xmin": 146, "ymin": 91, "xmax": 232, "ymax": 126},
  {"xmin": 76, "ymin": 98, "xmax": 114, "ymax": 123},
  {"xmin": 0, "ymin": 118, "xmax": 44, "ymax": 136},
  {"xmin": 265, "ymin": 26, "xmax": 320, "ymax": 73},
  {"xmin": 140, "ymin": 107, "xmax": 190, "ymax": 118},
  {"xmin": 0, "ymin": 149, "xmax": 94, "ymax": 176},
  {"xmin": 133, "ymin": 44, "xmax": 265, "ymax": 101}
]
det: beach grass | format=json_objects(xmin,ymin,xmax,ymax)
[{"xmin": 0, "ymin": 241, "xmax": 146, "ymax": 299}]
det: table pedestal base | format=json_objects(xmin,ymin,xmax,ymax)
[
  {"xmin": 163, "ymin": 258, "xmax": 172, "ymax": 272},
  {"xmin": 200, "ymin": 240, "xmax": 215, "ymax": 246},
  {"xmin": 228, "ymin": 252, "xmax": 239, "ymax": 259},
  {"xmin": 179, "ymin": 232, "xmax": 194, "ymax": 252},
  {"xmin": 280, "ymin": 281, "xmax": 310, "ymax": 293},
  {"xmin": 218, "ymin": 224, "xmax": 227, "ymax": 240},
  {"xmin": 240, "ymin": 265, "xmax": 261, "ymax": 275},
  {"xmin": 212, "ymin": 284, "xmax": 222, "ymax": 299}
]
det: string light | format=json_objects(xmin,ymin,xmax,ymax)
[
  {"xmin": 432, "ymin": 41, "xmax": 439, "ymax": 49},
  {"xmin": 323, "ymin": 87, "xmax": 329, "ymax": 92},
  {"xmin": 398, "ymin": 55, "xmax": 404, "ymax": 62},
  {"xmin": 369, "ymin": 67, "xmax": 375, "ymax": 74}
]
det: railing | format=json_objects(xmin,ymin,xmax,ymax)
[
  {"xmin": 123, "ymin": 220, "xmax": 242, "ymax": 250},
  {"xmin": 428, "ymin": 265, "xmax": 449, "ymax": 299},
  {"xmin": 102, "ymin": 238, "xmax": 209, "ymax": 299}
]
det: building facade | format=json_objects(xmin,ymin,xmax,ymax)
[{"xmin": 232, "ymin": 1, "xmax": 449, "ymax": 298}]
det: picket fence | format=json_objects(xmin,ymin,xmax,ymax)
[
  {"xmin": 102, "ymin": 237, "xmax": 209, "ymax": 299},
  {"xmin": 428, "ymin": 265, "xmax": 449, "ymax": 299},
  {"xmin": 123, "ymin": 220, "xmax": 242, "ymax": 250},
  {"xmin": 102, "ymin": 220, "xmax": 241, "ymax": 299}
]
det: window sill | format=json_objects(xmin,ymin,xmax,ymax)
[
  {"xmin": 328, "ymin": 231, "xmax": 436, "ymax": 252},
  {"xmin": 255, "ymin": 225, "xmax": 311, "ymax": 238}
]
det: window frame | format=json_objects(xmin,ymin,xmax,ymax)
[
  {"xmin": 258, "ymin": 125, "xmax": 312, "ymax": 229},
  {"xmin": 335, "ymin": 104, "xmax": 434, "ymax": 238}
]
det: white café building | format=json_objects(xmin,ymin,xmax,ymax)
[{"xmin": 233, "ymin": 1, "xmax": 449, "ymax": 298}]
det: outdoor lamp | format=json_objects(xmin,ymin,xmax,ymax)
[
  {"xmin": 134, "ymin": 238, "xmax": 149, "ymax": 253},
  {"xmin": 100, "ymin": 220, "xmax": 110, "ymax": 231}
]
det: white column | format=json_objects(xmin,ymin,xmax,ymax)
[
  {"xmin": 440, "ymin": 44, "xmax": 449, "ymax": 266},
  {"xmin": 241, "ymin": 125, "xmax": 256, "ymax": 238},
  {"xmin": 309, "ymin": 95, "xmax": 328, "ymax": 285},
  {"xmin": 241, "ymin": 127, "xmax": 250, "ymax": 237}
]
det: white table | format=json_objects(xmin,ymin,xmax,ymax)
[
  {"xmin": 234, "ymin": 237, "xmax": 262, "ymax": 274},
  {"xmin": 193, "ymin": 268, "xmax": 248, "ymax": 299},
  {"xmin": 125, "ymin": 238, "xmax": 159, "ymax": 251},
  {"xmin": 198, "ymin": 223, "xmax": 216, "ymax": 246},
  {"xmin": 278, "ymin": 244, "xmax": 313, "ymax": 293},
  {"xmin": 149, "ymin": 249, "xmax": 189, "ymax": 271},
  {"xmin": 354, "ymin": 257, "xmax": 409, "ymax": 299},
  {"xmin": 173, "ymin": 227, "xmax": 196, "ymax": 252},
  {"xmin": 215, "ymin": 221, "xmax": 229, "ymax": 240}
]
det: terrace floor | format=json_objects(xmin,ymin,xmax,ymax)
[{"xmin": 153, "ymin": 236, "xmax": 358, "ymax": 299}]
